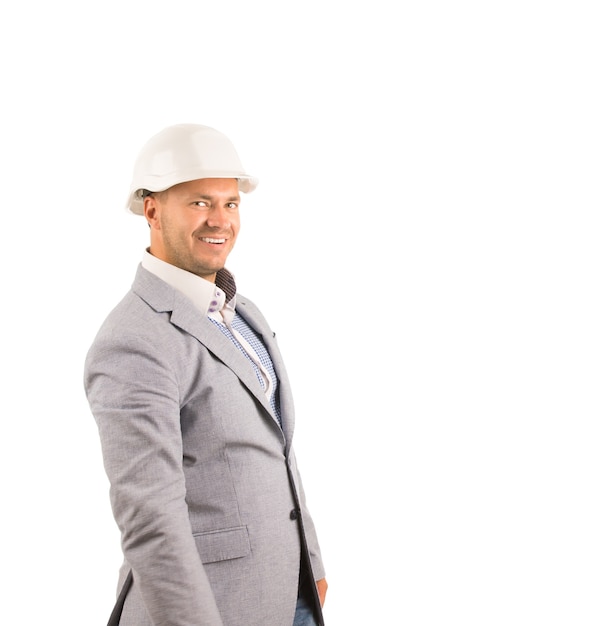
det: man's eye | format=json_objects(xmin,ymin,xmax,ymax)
[
  {"xmin": 227, "ymin": 203, "xmax": 238, "ymax": 209},
  {"xmin": 194, "ymin": 201, "xmax": 208, "ymax": 207}
]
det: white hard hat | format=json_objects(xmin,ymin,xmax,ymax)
[{"xmin": 126, "ymin": 123, "xmax": 258, "ymax": 215}]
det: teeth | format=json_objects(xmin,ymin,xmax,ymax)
[{"xmin": 201, "ymin": 237, "xmax": 225, "ymax": 244}]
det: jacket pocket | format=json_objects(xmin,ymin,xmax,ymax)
[{"xmin": 192, "ymin": 526, "xmax": 251, "ymax": 564}]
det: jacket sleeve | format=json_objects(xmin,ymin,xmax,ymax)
[{"xmin": 84, "ymin": 330, "xmax": 224, "ymax": 626}]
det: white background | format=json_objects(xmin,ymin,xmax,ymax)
[{"xmin": 1, "ymin": 1, "xmax": 601, "ymax": 624}]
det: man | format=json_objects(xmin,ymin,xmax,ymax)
[{"xmin": 84, "ymin": 123, "xmax": 327, "ymax": 625}]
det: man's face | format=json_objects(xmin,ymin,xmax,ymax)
[{"xmin": 144, "ymin": 178, "xmax": 241, "ymax": 281}]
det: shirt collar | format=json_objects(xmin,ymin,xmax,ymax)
[{"xmin": 141, "ymin": 249, "xmax": 237, "ymax": 319}]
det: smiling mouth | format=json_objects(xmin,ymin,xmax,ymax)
[{"xmin": 200, "ymin": 237, "xmax": 226, "ymax": 244}]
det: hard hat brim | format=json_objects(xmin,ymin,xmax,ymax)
[{"xmin": 126, "ymin": 174, "xmax": 258, "ymax": 216}]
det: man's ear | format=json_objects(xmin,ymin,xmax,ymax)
[{"xmin": 144, "ymin": 196, "xmax": 160, "ymax": 229}]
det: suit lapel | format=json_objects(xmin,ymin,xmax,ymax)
[
  {"xmin": 235, "ymin": 297, "xmax": 296, "ymax": 445},
  {"xmin": 132, "ymin": 265, "xmax": 278, "ymax": 426}
]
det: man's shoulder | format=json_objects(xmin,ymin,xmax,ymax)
[
  {"xmin": 235, "ymin": 294, "xmax": 275, "ymax": 335},
  {"xmin": 88, "ymin": 267, "xmax": 177, "ymax": 344}
]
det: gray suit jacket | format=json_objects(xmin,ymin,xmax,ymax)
[{"xmin": 84, "ymin": 265, "xmax": 325, "ymax": 626}]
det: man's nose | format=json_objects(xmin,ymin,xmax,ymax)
[{"xmin": 206, "ymin": 206, "xmax": 230, "ymax": 229}]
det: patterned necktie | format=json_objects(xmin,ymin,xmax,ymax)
[{"xmin": 209, "ymin": 314, "xmax": 281, "ymax": 425}]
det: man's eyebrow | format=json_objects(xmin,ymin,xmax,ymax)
[{"xmin": 189, "ymin": 193, "xmax": 240, "ymax": 201}]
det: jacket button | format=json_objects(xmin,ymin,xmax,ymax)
[{"xmin": 290, "ymin": 508, "xmax": 300, "ymax": 520}]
